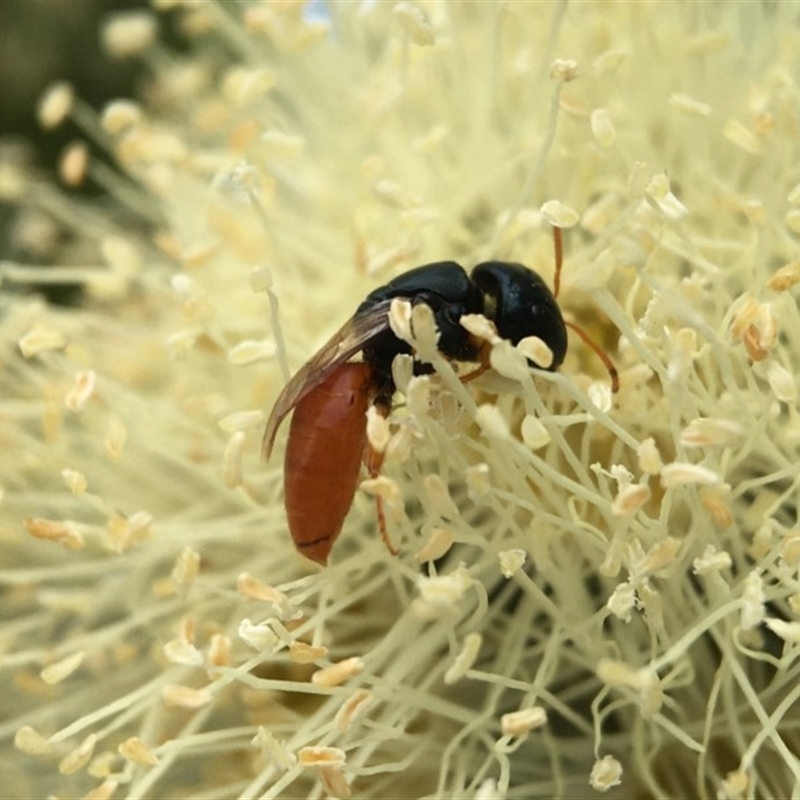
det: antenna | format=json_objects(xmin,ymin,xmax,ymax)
[{"xmin": 552, "ymin": 227, "xmax": 619, "ymax": 393}]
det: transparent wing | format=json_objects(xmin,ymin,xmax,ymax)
[{"xmin": 262, "ymin": 299, "xmax": 394, "ymax": 459}]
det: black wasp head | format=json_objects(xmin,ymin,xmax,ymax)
[{"xmin": 470, "ymin": 261, "xmax": 567, "ymax": 370}]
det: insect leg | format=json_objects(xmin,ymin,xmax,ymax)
[
  {"xmin": 364, "ymin": 406, "xmax": 399, "ymax": 556},
  {"xmin": 457, "ymin": 340, "xmax": 492, "ymax": 384}
]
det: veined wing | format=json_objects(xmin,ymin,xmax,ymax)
[{"xmin": 262, "ymin": 299, "xmax": 393, "ymax": 459}]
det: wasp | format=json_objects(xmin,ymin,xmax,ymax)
[{"xmin": 263, "ymin": 229, "xmax": 617, "ymax": 565}]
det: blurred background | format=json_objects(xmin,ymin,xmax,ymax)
[
  {"xmin": 0, "ymin": 0, "xmax": 155, "ymax": 301},
  {"xmin": 0, "ymin": 0, "xmax": 148, "ymax": 168}
]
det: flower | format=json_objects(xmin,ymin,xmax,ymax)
[{"xmin": 2, "ymin": 2, "xmax": 800, "ymax": 798}]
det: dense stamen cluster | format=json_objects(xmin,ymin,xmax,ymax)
[{"xmin": 1, "ymin": 3, "xmax": 800, "ymax": 798}]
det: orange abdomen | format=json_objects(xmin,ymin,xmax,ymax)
[{"xmin": 284, "ymin": 363, "xmax": 372, "ymax": 565}]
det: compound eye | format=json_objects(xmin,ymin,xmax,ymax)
[
  {"xmin": 471, "ymin": 261, "xmax": 568, "ymax": 369},
  {"xmin": 528, "ymin": 302, "xmax": 567, "ymax": 368}
]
